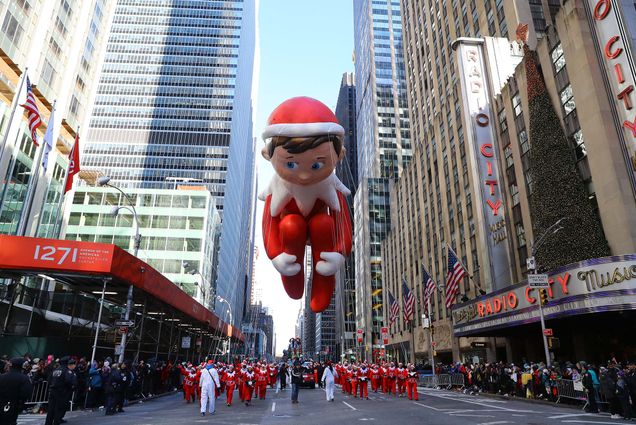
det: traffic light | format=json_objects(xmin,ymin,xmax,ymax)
[{"xmin": 539, "ymin": 288, "xmax": 549, "ymax": 306}]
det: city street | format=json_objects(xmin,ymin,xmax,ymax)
[{"xmin": 16, "ymin": 387, "xmax": 635, "ymax": 425}]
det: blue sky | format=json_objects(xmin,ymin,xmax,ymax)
[{"xmin": 253, "ymin": 0, "xmax": 354, "ymax": 355}]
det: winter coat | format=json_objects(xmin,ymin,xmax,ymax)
[
  {"xmin": 89, "ymin": 367, "xmax": 103, "ymax": 389},
  {"xmin": 599, "ymin": 372, "xmax": 617, "ymax": 399}
]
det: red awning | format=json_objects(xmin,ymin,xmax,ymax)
[{"xmin": 0, "ymin": 235, "xmax": 243, "ymax": 342}]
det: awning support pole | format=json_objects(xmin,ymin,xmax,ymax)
[
  {"xmin": 67, "ymin": 291, "xmax": 77, "ymax": 340},
  {"xmin": 91, "ymin": 279, "xmax": 107, "ymax": 365},
  {"xmin": 154, "ymin": 314, "xmax": 162, "ymax": 360},
  {"xmin": 166, "ymin": 310, "xmax": 175, "ymax": 360},
  {"xmin": 135, "ymin": 297, "xmax": 147, "ymax": 362},
  {"xmin": 2, "ymin": 279, "xmax": 22, "ymax": 336}
]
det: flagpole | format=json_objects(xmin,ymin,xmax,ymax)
[
  {"xmin": 0, "ymin": 68, "xmax": 28, "ymax": 164},
  {"xmin": 427, "ymin": 297, "xmax": 435, "ymax": 376},
  {"xmin": 17, "ymin": 100, "xmax": 56, "ymax": 236},
  {"xmin": 52, "ymin": 127, "xmax": 79, "ymax": 237}
]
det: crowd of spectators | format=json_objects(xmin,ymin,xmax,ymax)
[{"xmin": 433, "ymin": 359, "xmax": 636, "ymax": 420}]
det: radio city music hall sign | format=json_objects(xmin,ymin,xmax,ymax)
[
  {"xmin": 454, "ymin": 38, "xmax": 512, "ymax": 290},
  {"xmin": 586, "ymin": 0, "xmax": 636, "ymax": 194},
  {"xmin": 452, "ymin": 254, "xmax": 636, "ymax": 336}
]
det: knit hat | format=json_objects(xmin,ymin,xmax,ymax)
[{"xmin": 262, "ymin": 97, "xmax": 344, "ymax": 140}]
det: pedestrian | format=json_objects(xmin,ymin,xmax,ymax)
[
  {"xmin": 199, "ymin": 360, "xmax": 220, "ymax": 416},
  {"xmin": 279, "ymin": 363, "xmax": 288, "ymax": 390},
  {"xmin": 617, "ymin": 370, "xmax": 633, "ymax": 420},
  {"xmin": 45, "ymin": 357, "xmax": 77, "ymax": 425},
  {"xmin": 581, "ymin": 363, "xmax": 600, "ymax": 413},
  {"xmin": 115, "ymin": 362, "xmax": 130, "ymax": 413},
  {"xmin": 600, "ymin": 366, "xmax": 621, "ymax": 419},
  {"xmin": 291, "ymin": 364, "xmax": 303, "ymax": 404},
  {"xmin": 86, "ymin": 361, "xmax": 103, "ymax": 409},
  {"xmin": 103, "ymin": 363, "xmax": 121, "ymax": 416},
  {"xmin": 0, "ymin": 357, "xmax": 33, "ymax": 425},
  {"xmin": 321, "ymin": 361, "xmax": 338, "ymax": 402}
]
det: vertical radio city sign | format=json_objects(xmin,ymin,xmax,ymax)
[
  {"xmin": 453, "ymin": 38, "xmax": 513, "ymax": 291},
  {"xmin": 585, "ymin": 0, "xmax": 636, "ymax": 197}
]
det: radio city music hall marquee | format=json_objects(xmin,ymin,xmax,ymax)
[
  {"xmin": 452, "ymin": 254, "xmax": 636, "ymax": 336},
  {"xmin": 585, "ymin": 0, "xmax": 636, "ymax": 196},
  {"xmin": 454, "ymin": 38, "xmax": 513, "ymax": 290}
]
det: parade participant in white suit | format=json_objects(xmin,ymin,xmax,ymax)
[
  {"xmin": 199, "ymin": 360, "xmax": 220, "ymax": 416},
  {"xmin": 321, "ymin": 361, "xmax": 338, "ymax": 402}
]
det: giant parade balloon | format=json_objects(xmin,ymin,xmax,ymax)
[{"xmin": 259, "ymin": 97, "xmax": 352, "ymax": 312}]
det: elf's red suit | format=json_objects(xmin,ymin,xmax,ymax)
[
  {"xmin": 357, "ymin": 368, "xmax": 370, "ymax": 399},
  {"xmin": 178, "ymin": 366, "xmax": 197, "ymax": 403},
  {"xmin": 222, "ymin": 371, "xmax": 237, "ymax": 406},
  {"xmin": 406, "ymin": 370, "xmax": 419, "ymax": 401},
  {"xmin": 243, "ymin": 371, "xmax": 255, "ymax": 404},
  {"xmin": 387, "ymin": 366, "xmax": 397, "ymax": 395},
  {"xmin": 371, "ymin": 366, "xmax": 381, "ymax": 393},
  {"xmin": 396, "ymin": 367, "xmax": 407, "ymax": 397},
  {"xmin": 268, "ymin": 365, "xmax": 278, "ymax": 388},
  {"xmin": 256, "ymin": 367, "xmax": 268, "ymax": 399}
]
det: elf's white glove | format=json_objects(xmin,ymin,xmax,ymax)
[
  {"xmin": 272, "ymin": 253, "xmax": 301, "ymax": 276},
  {"xmin": 315, "ymin": 252, "xmax": 345, "ymax": 276}
]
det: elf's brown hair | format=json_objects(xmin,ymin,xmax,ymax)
[{"xmin": 266, "ymin": 134, "xmax": 342, "ymax": 158}]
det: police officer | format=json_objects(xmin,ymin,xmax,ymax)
[
  {"xmin": 45, "ymin": 357, "xmax": 77, "ymax": 425},
  {"xmin": 0, "ymin": 357, "xmax": 33, "ymax": 425}
]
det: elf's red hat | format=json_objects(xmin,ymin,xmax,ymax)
[{"xmin": 262, "ymin": 96, "xmax": 344, "ymax": 140}]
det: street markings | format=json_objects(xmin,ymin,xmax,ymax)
[
  {"xmin": 477, "ymin": 422, "xmax": 512, "ymax": 425},
  {"xmin": 271, "ymin": 402, "xmax": 276, "ymax": 412},
  {"xmin": 343, "ymin": 401, "xmax": 358, "ymax": 411},
  {"xmin": 562, "ymin": 422, "xmax": 627, "ymax": 425},
  {"xmin": 549, "ymin": 413, "xmax": 595, "ymax": 419},
  {"xmin": 413, "ymin": 401, "xmax": 446, "ymax": 411}
]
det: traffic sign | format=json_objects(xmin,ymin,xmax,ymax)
[
  {"xmin": 182, "ymin": 336, "xmax": 191, "ymax": 349},
  {"xmin": 528, "ymin": 274, "xmax": 549, "ymax": 287},
  {"xmin": 526, "ymin": 256, "xmax": 536, "ymax": 271},
  {"xmin": 115, "ymin": 319, "xmax": 135, "ymax": 327},
  {"xmin": 543, "ymin": 328, "xmax": 553, "ymax": 336}
]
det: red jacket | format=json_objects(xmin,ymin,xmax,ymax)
[{"xmin": 357, "ymin": 369, "xmax": 370, "ymax": 382}]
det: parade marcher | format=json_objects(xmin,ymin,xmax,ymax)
[
  {"xmin": 256, "ymin": 364, "xmax": 268, "ymax": 400},
  {"xmin": 0, "ymin": 357, "xmax": 33, "ymax": 425},
  {"xmin": 396, "ymin": 363, "xmax": 407, "ymax": 397},
  {"xmin": 279, "ymin": 363, "xmax": 288, "ymax": 390},
  {"xmin": 381, "ymin": 362, "xmax": 389, "ymax": 393},
  {"xmin": 291, "ymin": 364, "xmax": 303, "ymax": 404},
  {"xmin": 238, "ymin": 363, "xmax": 247, "ymax": 402},
  {"xmin": 268, "ymin": 363, "xmax": 278, "ymax": 388},
  {"xmin": 357, "ymin": 364, "xmax": 370, "ymax": 400},
  {"xmin": 387, "ymin": 362, "xmax": 397, "ymax": 396},
  {"xmin": 222, "ymin": 365, "xmax": 237, "ymax": 406},
  {"xmin": 322, "ymin": 362, "xmax": 338, "ymax": 402},
  {"xmin": 350, "ymin": 365, "xmax": 359, "ymax": 397},
  {"xmin": 45, "ymin": 357, "xmax": 77, "ymax": 425},
  {"xmin": 243, "ymin": 366, "xmax": 256, "ymax": 406},
  {"xmin": 371, "ymin": 364, "xmax": 381, "ymax": 393},
  {"xmin": 199, "ymin": 360, "xmax": 221, "ymax": 417},
  {"xmin": 179, "ymin": 363, "xmax": 197, "ymax": 403},
  {"xmin": 406, "ymin": 364, "xmax": 419, "ymax": 401}
]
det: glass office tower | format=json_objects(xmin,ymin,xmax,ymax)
[{"xmin": 75, "ymin": 0, "xmax": 257, "ymax": 324}]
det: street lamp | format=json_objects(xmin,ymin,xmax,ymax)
[
  {"xmin": 183, "ymin": 262, "xmax": 207, "ymax": 307},
  {"xmin": 528, "ymin": 216, "xmax": 569, "ymax": 368},
  {"xmin": 98, "ymin": 176, "xmax": 141, "ymax": 363},
  {"xmin": 216, "ymin": 295, "xmax": 232, "ymax": 364}
]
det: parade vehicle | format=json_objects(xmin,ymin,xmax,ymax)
[{"xmin": 300, "ymin": 362, "xmax": 316, "ymax": 388}]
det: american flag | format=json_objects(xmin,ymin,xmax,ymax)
[
  {"xmin": 445, "ymin": 246, "xmax": 467, "ymax": 309},
  {"xmin": 422, "ymin": 265, "xmax": 437, "ymax": 306},
  {"xmin": 388, "ymin": 290, "xmax": 399, "ymax": 326},
  {"xmin": 20, "ymin": 76, "xmax": 41, "ymax": 146},
  {"xmin": 402, "ymin": 277, "xmax": 416, "ymax": 322}
]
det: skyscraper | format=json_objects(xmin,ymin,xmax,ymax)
[
  {"xmin": 0, "ymin": 0, "xmax": 115, "ymax": 237},
  {"xmin": 335, "ymin": 72, "xmax": 357, "ymax": 358},
  {"xmin": 74, "ymin": 0, "xmax": 257, "ymax": 324},
  {"xmin": 383, "ymin": 0, "xmax": 636, "ymax": 363},
  {"xmin": 353, "ymin": 0, "xmax": 411, "ymax": 360}
]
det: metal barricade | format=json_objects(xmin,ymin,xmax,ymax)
[
  {"xmin": 24, "ymin": 381, "xmax": 49, "ymax": 408},
  {"xmin": 556, "ymin": 379, "xmax": 588, "ymax": 410},
  {"xmin": 450, "ymin": 373, "xmax": 465, "ymax": 389},
  {"xmin": 437, "ymin": 374, "xmax": 452, "ymax": 389}
]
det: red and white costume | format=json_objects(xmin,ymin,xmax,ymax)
[
  {"xmin": 256, "ymin": 367, "xmax": 268, "ymax": 399},
  {"xmin": 357, "ymin": 367, "xmax": 370, "ymax": 399},
  {"xmin": 268, "ymin": 365, "xmax": 278, "ymax": 388},
  {"xmin": 222, "ymin": 371, "xmax": 237, "ymax": 406},
  {"xmin": 371, "ymin": 366, "xmax": 381, "ymax": 393},
  {"xmin": 406, "ymin": 370, "xmax": 419, "ymax": 401},
  {"xmin": 396, "ymin": 367, "xmax": 408, "ymax": 396},
  {"xmin": 260, "ymin": 97, "xmax": 353, "ymax": 313}
]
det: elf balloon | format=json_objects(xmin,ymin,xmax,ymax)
[{"xmin": 259, "ymin": 97, "xmax": 352, "ymax": 312}]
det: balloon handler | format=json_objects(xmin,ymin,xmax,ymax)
[{"xmin": 259, "ymin": 97, "xmax": 353, "ymax": 312}]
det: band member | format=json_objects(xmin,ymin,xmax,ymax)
[
  {"xmin": 371, "ymin": 364, "xmax": 381, "ymax": 393},
  {"xmin": 396, "ymin": 363, "xmax": 407, "ymax": 397},
  {"xmin": 222, "ymin": 365, "xmax": 237, "ymax": 406},
  {"xmin": 387, "ymin": 362, "xmax": 397, "ymax": 395},
  {"xmin": 243, "ymin": 366, "xmax": 255, "ymax": 406},
  {"xmin": 357, "ymin": 364, "xmax": 370, "ymax": 400},
  {"xmin": 406, "ymin": 364, "xmax": 419, "ymax": 401},
  {"xmin": 256, "ymin": 364, "xmax": 268, "ymax": 399},
  {"xmin": 268, "ymin": 363, "xmax": 278, "ymax": 388}
]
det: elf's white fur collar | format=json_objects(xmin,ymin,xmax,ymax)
[{"xmin": 258, "ymin": 173, "xmax": 350, "ymax": 217}]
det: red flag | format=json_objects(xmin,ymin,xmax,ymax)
[{"xmin": 64, "ymin": 133, "xmax": 80, "ymax": 194}]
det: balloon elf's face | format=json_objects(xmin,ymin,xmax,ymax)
[{"xmin": 263, "ymin": 135, "xmax": 345, "ymax": 186}]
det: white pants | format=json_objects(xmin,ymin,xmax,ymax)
[
  {"xmin": 325, "ymin": 381, "xmax": 335, "ymax": 400},
  {"xmin": 200, "ymin": 385, "xmax": 216, "ymax": 413}
]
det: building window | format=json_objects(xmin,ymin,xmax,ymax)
[
  {"xmin": 560, "ymin": 84, "xmax": 576, "ymax": 116},
  {"xmin": 1, "ymin": 12, "xmax": 24, "ymax": 45},
  {"xmin": 498, "ymin": 108, "xmax": 508, "ymax": 133},
  {"xmin": 573, "ymin": 129, "xmax": 587, "ymax": 161},
  {"xmin": 551, "ymin": 43, "xmax": 566, "ymax": 74},
  {"xmin": 511, "ymin": 183, "xmax": 520, "ymax": 206},
  {"xmin": 519, "ymin": 130, "xmax": 529, "ymax": 155},
  {"xmin": 516, "ymin": 223, "xmax": 526, "ymax": 247},
  {"xmin": 512, "ymin": 93, "xmax": 522, "ymax": 117},
  {"xmin": 41, "ymin": 60, "xmax": 56, "ymax": 86}
]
